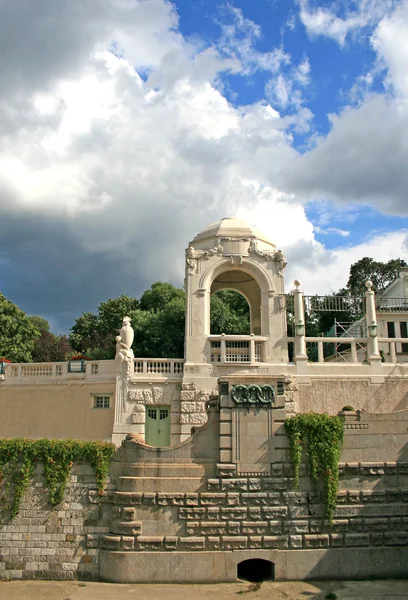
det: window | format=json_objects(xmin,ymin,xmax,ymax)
[
  {"xmin": 277, "ymin": 382, "xmax": 285, "ymax": 395},
  {"xmin": 387, "ymin": 322, "xmax": 396, "ymax": 338},
  {"xmin": 400, "ymin": 322, "xmax": 408, "ymax": 353},
  {"xmin": 147, "ymin": 408, "xmax": 157, "ymax": 419},
  {"xmin": 94, "ymin": 396, "xmax": 110, "ymax": 409}
]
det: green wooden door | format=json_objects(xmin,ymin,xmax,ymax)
[{"xmin": 145, "ymin": 406, "xmax": 170, "ymax": 447}]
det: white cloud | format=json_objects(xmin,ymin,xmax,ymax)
[
  {"xmin": 294, "ymin": 230, "xmax": 408, "ymax": 295},
  {"xmin": 298, "ymin": 0, "xmax": 397, "ymax": 46},
  {"xmin": 314, "ymin": 227, "xmax": 350, "ymax": 237},
  {"xmin": 372, "ymin": 0, "xmax": 408, "ymax": 98},
  {"xmin": 277, "ymin": 1, "xmax": 408, "ymax": 214},
  {"xmin": 217, "ymin": 4, "xmax": 291, "ymax": 74},
  {"xmin": 265, "ymin": 57, "xmax": 311, "ymax": 109},
  {"xmin": 0, "ymin": 0, "xmax": 407, "ymax": 332}
]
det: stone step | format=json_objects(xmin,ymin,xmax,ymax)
[
  {"xmin": 116, "ymin": 476, "xmax": 205, "ymax": 493},
  {"xmin": 122, "ymin": 463, "xmax": 210, "ymax": 478},
  {"xmin": 111, "ymin": 520, "xmax": 142, "ymax": 535},
  {"xmin": 101, "ymin": 535, "xmax": 122, "ymax": 550}
]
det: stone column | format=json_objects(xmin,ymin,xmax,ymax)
[
  {"xmin": 365, "ymin": 280, "xmax": 381, "ymax": 364},
  {"xmin": 293, "ymin": 280, "xmax": 307, "ymax": 362}
]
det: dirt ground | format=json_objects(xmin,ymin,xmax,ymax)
[{"xmin": 0, "ymin": 580, "xmax": 407, "ymax": 600}]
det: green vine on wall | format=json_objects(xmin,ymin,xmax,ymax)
[
  {"xmin": 284, "ymin": 413, "xmax": 344, "ymax": 522},
  {"xmin": 0, "ymin": 439, "xmax": 115, "ymax": 520}
]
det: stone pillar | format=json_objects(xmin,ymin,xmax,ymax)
[
  {"xmin": 293, "ymin": 280, "xmax": 307, "ymax": 363},
  {"xmin": 365, "ymin": 280, "xmax": 381, "ymax": 364}
]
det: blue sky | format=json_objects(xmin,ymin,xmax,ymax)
[{"xmin": 0, "ymin": 0, "xmax": 408, "ymax": 332}]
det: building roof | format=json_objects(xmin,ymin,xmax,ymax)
[{"xmin": 192, "ymin": 217, "xmax": 275, "ymax": 246}]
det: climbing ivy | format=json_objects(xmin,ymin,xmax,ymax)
[
  {"xmin": 0, "ymin": 438, "xmax": 115, "ymax": 520},
  {"xmin": 284, "ymin": 413, "xmax": 344, "ymax": 522}
]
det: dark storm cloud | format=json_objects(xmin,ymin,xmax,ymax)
[{"xmin": 0, "ymin": 212, "xmax": 149, "ymax": 331}]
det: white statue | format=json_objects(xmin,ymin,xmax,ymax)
[{"xmin": 115, "ymin": 316, "xmax": 134, "ymax": 362}]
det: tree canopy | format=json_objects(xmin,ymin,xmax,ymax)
[
  {"xmin": 0, "ymin": 294, "xmax": 40, "ymax": 362},
  {"xmin": 69, "ymin": 286, "xmax": 185, "ymax": 360},
  {"xmin": 68, "ymin": 285, "xmax": 251, "ymax": 359},
  {"xmin": 346, "ymin": 257, "xmax": 407, "ymax": 297},
  {"xmin": 210, "ymin": 290, "xmax": 250, "ymax": 335}
]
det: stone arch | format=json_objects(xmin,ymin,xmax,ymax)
[
  {"xmin": 237, "ymin": 558, "xmax": 275, "ymax": 582},
  {"xmin": 199, "ymin": 259, "xmax": 273, "ymax": 336}
]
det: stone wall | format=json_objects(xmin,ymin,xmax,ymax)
[
  {"xmin": 298, "ymin": 377, "xmax": 408, "ymax": 415},
  {"xmin": 1, "ymin": 407, "xmax": 408, "ymax": 582},
  {"xmin": 0, "ymin": 382, "xmax": 115, "ymax": 441},
  {"xmin": 99, "ymin": 458, "xmax": 408, "ymax": 582},
  {"xmin": 0, "ymin": 464, "xmax": 114, "ymax": 581}
]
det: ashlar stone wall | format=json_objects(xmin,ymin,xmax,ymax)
[
  {"xmin": 101, "ymin": 462, "xmax": 408, "ymax": 557},
  {"xmin": 0, "ymin": 464, "xmax": 114, "ymax": 581}
]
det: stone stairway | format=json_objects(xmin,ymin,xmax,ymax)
[{"xmin": 101, "ymin": 461, "xmax": 209, "ymax": 552}]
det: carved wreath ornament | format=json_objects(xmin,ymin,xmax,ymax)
[{"xmin": 231, "ymin": 384, "xmax": 275, "ymax": 406}]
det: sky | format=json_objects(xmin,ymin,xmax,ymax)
[{"xmin": 1, "ymin": 0, "xmax": 408, "ymax": 333}]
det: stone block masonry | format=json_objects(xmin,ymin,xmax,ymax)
[
  {"xmin": 1, "ymin": 461, "xmax": 408, "ymax": 581},
  {"xmin": 100, "ymin": 462, "xmax": 408, "ymax": 556},
  {"xmin": 0, "ymin": 464, "xmax": 113, "ymax": 581}
]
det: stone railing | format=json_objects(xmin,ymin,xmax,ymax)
[
  {"xmin": 0, "ymin": 360, "xmax": 110, "ymax": 381},
  {"xmin": 208, "ymin": 334, "xmax": 267, "ymax": 363},
  {"xmin": 133, "ymin": 358, "xmax": 184, "ymax": 377},
  {"xmin": 304, "ymin": 336, "xmax": 367, "ymax": 364},
  {"xmin": 378, "ymin": 337, "xmax": 408, "ymax": 363},
  {"xmin": 285, "ymin": 336, "xmax": 408, "ymax": 364}
]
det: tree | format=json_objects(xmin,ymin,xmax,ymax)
[
  {"xmin": 31, "ymin": 332, "xmax": 72, "ymax": 362},
  {"xmin": 0, "ymin": 294, "xmax": 40, "ymax": 362},
  {"xmin": 28, "ymin": 315, "xmax": 50, "ymax": 333},
  {"xmin": 346, "ymin": 257, "xmax": 407, "ymax": 297},
  {"xmin": 68, "ymin": 284, "xmax": 253, "ymax": 359},
  {"xmin": 69, "ymin": 296, "xmax": 140, "ymax": 359},
  {"xmin": 131, "ymin": 296, "xmax": 186, "ymax": 358},
  {"xmin": 210, "ymin": 290, "xmax": 250, "ymax": 335},
  {"xmin": 140, "ymin": 282, "xmax": 185, "ymax": 312}
]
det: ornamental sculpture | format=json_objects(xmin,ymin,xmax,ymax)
[
  {"xmin": 115, "ymin": 316, "xmax": 134, "ymax": 362},
  {"xmin": 231, "ymin": 384, "xmax": 275, "ymax": 406},
  {"xmin": 185, "ymin": 243, "xmax": 224, "ymax": 273},
  {"xmin": 248, "ymin": 240, "xmax": 287, "ymax": 275}
]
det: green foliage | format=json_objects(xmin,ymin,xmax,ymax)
[
  {"xmin": 28, "ymin": 316, "xmax": 50, "ymax": 333},
  {"xmin": 131, "ymin": 295, "xmax": 186, "ymax": 358},
  {"xmin": 69, "ymin": 295, "xmax": 139, "ymax": 359},
  {"xmin": 285, "ymin": 413, "xmax": 344, "ymax": 522},
  {"xmin": 31, "ymin": 331, "xmax": 72, "ymax": 362},
  {"xmin": 140, "ymin": 282, "xmax": 184, "ymax": 312},
  {"xmin": 210, "ymin": 290, "xmax": 250, "ymax": 335},
  {"xmin": 0, "ymin": 438, "xmax": 115, "ymax": 520},
  {"xmin": 347, "ymin": 257, "xmax": 407, "ymax": 297},
  {"xmin": 0, "ymin": 294, "xmax": 40, "ymax": 362},
  {"xmin": 69, "ymin": 284, "xmax": 252, "ymax": 359}
]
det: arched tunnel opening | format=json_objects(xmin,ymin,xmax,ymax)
[{"xmin": 237, "ymin": 558, "xmax": 275, "ymax": 583}]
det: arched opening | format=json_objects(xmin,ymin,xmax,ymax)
[
  {"xmin": 210, "ymin": 289, "xmax": 250, "ymax": 335},
  {"xmin": 210, "ymin": 270, "xmax": 261, "ymax": 334},
  {"xmin": 237, "ymin": 559, "xmax": 275, "ymax": 583}
]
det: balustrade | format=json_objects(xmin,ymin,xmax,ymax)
[
  {"xmin": 133, "ymin": 359, "xmax": 184, "ymax": 376},
  {"xmin": 208, "ymin": 335, "xmax": 267, "ymax": 363},
  {"xmin": 2, "ymin": 361, "xmax": 102, "ymax": 380}
]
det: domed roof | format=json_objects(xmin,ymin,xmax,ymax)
[{"xmin": 192, "ymin": 217, "xmax": 274, "ymax": 246}]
